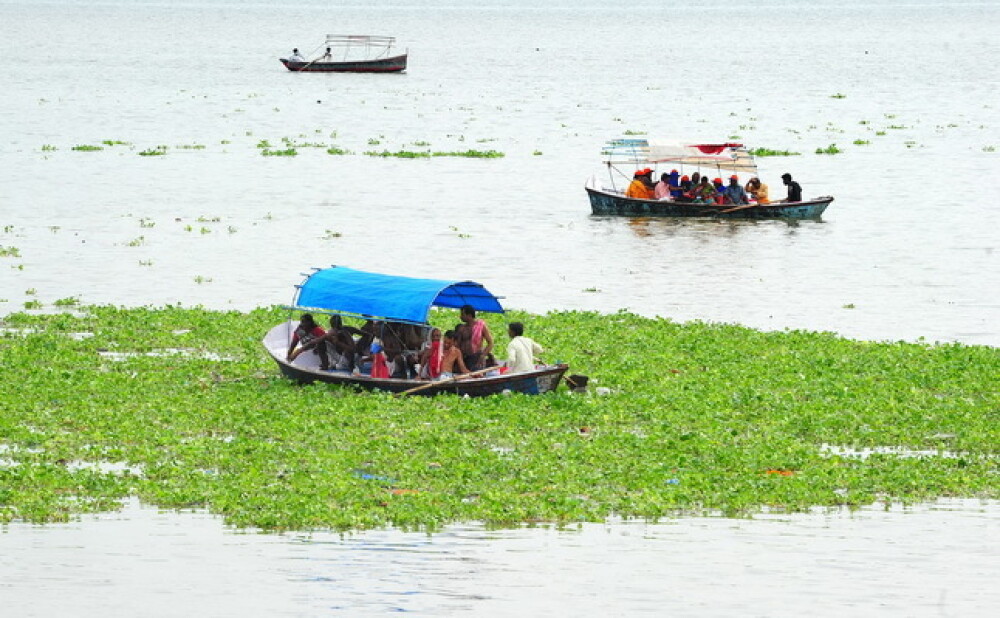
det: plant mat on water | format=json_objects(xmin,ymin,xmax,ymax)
[{"xmin": 0, "ymin": 306, "xmax": 997, "ymax": 532}]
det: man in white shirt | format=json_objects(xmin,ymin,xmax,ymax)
[
  {"xmin": 506, "ymin": 322, "xmax": 543, "ymax": 373},
  {"xmin": 289, "ymin": 48, "xmax": 305, "ymax": 62}
]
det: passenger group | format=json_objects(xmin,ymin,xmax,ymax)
[
  {"xmin": 286, "ymin": 305, "xmax": 544, "ymax": 381},
  {"xmin": 626, "ymin": 168, "xmax": 801, "ymax": 204}
]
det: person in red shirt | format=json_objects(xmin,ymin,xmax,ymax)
[{"xmin": 287, "ymin": 313, "xmax": 330, "ymax": 370}]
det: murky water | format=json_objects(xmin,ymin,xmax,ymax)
[
  {"xmin": 1, "ymin": 0, "xmax": 998, "ymax": 345},
  {"xmin": 2, "ymin": 498, "xmax": 997, "ymax": 617},
  {"xmin": 1, "ymin": 0, "xmax": 998, "ymax": 614}
]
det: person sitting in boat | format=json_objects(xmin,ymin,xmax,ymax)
[
  {"xmin": 459, "ymin": 304, "xmax": 494, "ymax": 371},
  {"xmin": 675, "ymin": 175, "xmax": 694, "ymax": 202},
  {"xmin": 781, "ymin": 173, "xmax": 802, "ymax": 202},
  {"xmin": 481, "ymin": 353, "xmax": 501, "ymax": 377},
  {"xmin": 287, "ymin": 313, "xmax": 330, "ymax": 370},
  {"xmin": 692, "ymin": 176, "xmax": 717, "ymax": 203},
  {"xmin": 641, "ymin": 168, "xmax": 656, "ymax": 191},
  {"xmin": 322, "ymin": 314, "xmax": 361, "ymax": 371},
  {"xmin": 506, "ymin": 322, "xmax": 544, "ymax": 373},
  {"xmin": 654, "ymin": 172, "xmax": 679, "ymax": 201},
  {"xmin": 626, "ymin": 169, "xmax": 654, "ymax": 200},
  {"xmin": 745, "ymin": 177, "xmax": 770, "ymax": 204},
  {"xmin": 289, "ymin": 48, "xmax": 306, "ymax": 62},
  {"xmin": 712, "ymin": 178, "xmax": 727, "ymax": 204},
  {"xmin": 724, "ymin": 175, "xmax": 749, "ymax": 205},
  {"xmin": 439, "ymin": 330, "xmax": 470, "ymax": 379},
  {"xmin": 667, "ymin": 170, "xmax": 683, "ymax": 199},
  {"xmin": 418, "ymin": 328, "xmax": 444, "ymax": 380},
  {"xmin": 363, "ymin": 340, "xmax": 390, "ymax": 379}
]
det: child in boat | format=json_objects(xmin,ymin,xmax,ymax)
[
  {"xmin": 418, "ymin": 328, "xmax": 444, "ymax": 380},
  {"xmin": 360, "ymin": 340, "xmax": 390, "ymax": 379},
  {"xmin": 438, "ymin": 330, "xmax": 469, "ymax": 379}
]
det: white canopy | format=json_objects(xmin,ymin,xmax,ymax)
[{"xmin": 601, "ymin": 139, "xmax": 758, "ymax": 174}]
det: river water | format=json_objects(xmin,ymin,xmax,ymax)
[{"xmin": 1, "ymin": 0, "xmax": 998, "ymax": 615}]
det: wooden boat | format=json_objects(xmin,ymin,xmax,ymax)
[
  {"xmin": 280, "ymin": 35, "xmax": 407, "ymax": 73},
  {"xmin": 263, "ymin": 266, "xmax": 569, "ymax": 396},
  {"xmin": 586, "ymin": 139, "xmax": 834, "ymax": 220}
]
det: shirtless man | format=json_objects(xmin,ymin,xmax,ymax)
[
  {"xmin": 458, "ymin": 305, "xmax": 493, "ymax": 370},
  {"xmin": 438, "ymin": 330, "xmax": 469, "ymax": 379}
]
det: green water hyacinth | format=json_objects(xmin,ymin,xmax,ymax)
[
  {"xmin": 431, "ymin": 150, "xmax": 504, "ymax": 158},
  {"xmin": 748, "ymin": 147, "xmax": 801, "ymax": 157},
  {"xmin": 0, "ymin": 306, "xmax": 997, "ymax": 532}
]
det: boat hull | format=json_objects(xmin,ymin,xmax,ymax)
[
  {"xmin": 587, "ymin": 187, "xmax": 832, "ymax": 220},
  {"xmin": 280, "ymin": 54, "xmax": 407, "ymax": 73},
  {"xmin": 263, "ymin": 323, "xmax": 567, "ymax": 396}
]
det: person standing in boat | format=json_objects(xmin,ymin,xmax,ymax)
[
  {"xmin": 458, "ymin": 304, "xmax": 494, "ymax": 371},
  {"xmin": 626, "ymin": 169, "xmax": 654, "ymax": 199},
  {"xmin": 289, "ymin": 48, "xmax": 305, "ymax": 62},
  {"xmin": 287, "ymin": 313, "xmax": 330, "ymax": 370},
  {"xmin": 781, "ymin": 173, "xmax": 802, "ymax": 202},
  {"xmin": 321, "ymin": 47, "xmax": 333, "ymax": 61},
  {"xmin": 506, "ymin": 322, "xmax": 544, "ymax": 373}
]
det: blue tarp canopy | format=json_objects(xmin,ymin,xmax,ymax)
[{"xmin": 290, "ymin": 266, "xmax": 505, "ymax": 325}]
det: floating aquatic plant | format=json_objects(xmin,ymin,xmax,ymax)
[
  {"xmin": 431, "ymin": 150, "xmax": 504, "ymax": 158},
  {"xmin": 0, "ymin": 246, "xmax": 21, "ymax": 258},
  {"xmin": 830, "ymin": 93, "xmax": 847, "ymax": 99},
  {"xmin": 815, "ymin": 144, "xmax": 841, "ymax": 155},
  {"xmin": 853, "ymin": 139, "xmax": 870, "ymax": 145},
  {"xmin": 138, "ymin": 146, "xmax": 167, "ymax": 156},
  {"xmin": 71, "ymin": 145, "xmax": 103, "ymax": 151},
  {"xmin": 749, "ymin": 147, "xmax": 801, "ymax": 157},
  {"xmin": 0, "ymin": 306, "xmax": 996, "ymax": 531},
  {"xmin": 261, "ymin": 148, "xmax": 298, "ymax": 156},
  {"xmin": 41, "ymin": 144, "xmax": 57, "ymax": 151},
  {"xmin": 364, "ymin": 150, "xmax": 431, "ymax": 158},
  {"xmin": 326, "ymin": 146, "xmax": 351, "ymax": 155}
]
